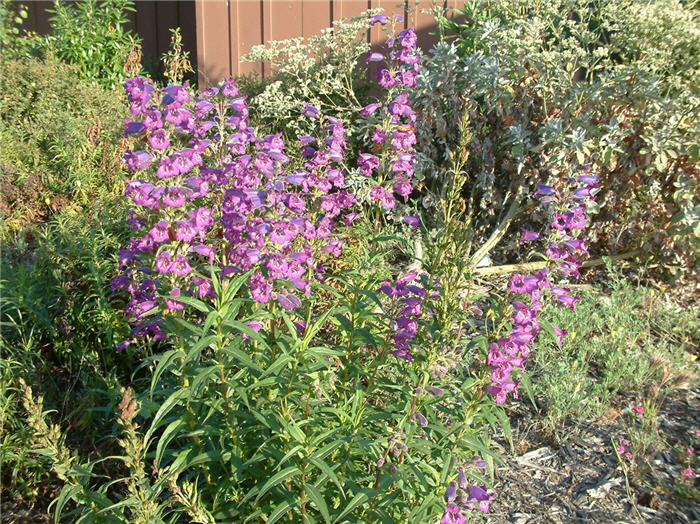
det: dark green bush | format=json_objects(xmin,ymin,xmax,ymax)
[
  {"xmin": 1, "ymin": 200, "xmax": 130, "ymax": 371},
  {"xmin": 41, "ymin": 0, "xmax": 141, "ymax": 89}
]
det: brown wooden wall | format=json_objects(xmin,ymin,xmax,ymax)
[
  {"xmin": 18, "ymin": 1, "xmax": 458, "ymax": 88},
  {"xmin": 196, "ymin": 0, "xmax": 459, "ymax": 86}
]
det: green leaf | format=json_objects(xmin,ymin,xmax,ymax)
[
  {"xmin": 277, "ymin": 444, "xmax": 304, "ymax": 469},
  {"xmin": 305, "ymin": 483, "xmax": 331, "ymax": 523},
  {"xmin": 494, "ymin": 407, "xmax": 514, "ymax": 452},
  {"xmin": 261, "ymin": 354, "xmax": 294, "ymax": 378},
  {"xmin": 155, "ymin": 419, "xmax": 185, "ymax": 467},
  {"xmin": 266, "ymin": 500, "xmax": 294, "ymax": 524},
  {"xmin": 280, "ymin": 417, "xmax": 306, "ymax": 445},
  {"xmin": 226, "ymin": 344, "xmax": 263, "ymax": 373},
  {"xmin": 144, "ymin": 388, "xmax": 189, "ymax": 446},
  {"xmin": 191, "ymin": 365, "xmax": 218, "ymax": 395},
  {"xmin": 254, "ymin": 466, "xmax": 301, "ymax": 503},
  {"xmin": 52, "ymin": 484, "xmax": 81, "ymax": 523},
  {"xmin": 519, "ymin": 371, "xmax": 537, "ymax": 410},
  {"xmin": 333, "ymin": 489, "xmax": 371, "ymax": 523},
  {"xmin": 309, "ymin": 457, "xmax": 344, "ymax": 497},
  {"xmin": 169, "ymin": 294, "xmax": 211, "ymax": 313},
  {"xmin": 225, "ymin": 319, "xmax": 270, "ymax": 349},
  {"xmin": 184, "ymin": 334, "xmax": 218, "ymax": 365},
  {"xmin": 150, "ymin": 349, "xmax": 180, "ymax": 397},
  {"xmin": 312, "ymin": 438, "xmax": 345, "ymax": 461}
]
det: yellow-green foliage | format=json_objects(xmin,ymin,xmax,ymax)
[{"xmin": 0, "ymin": 57, "xmax": 127, "ymax": 235}]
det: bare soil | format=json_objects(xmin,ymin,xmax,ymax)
[{"xmin": 490, "ymin": 389, "xmax": 700, "ymax": 523}]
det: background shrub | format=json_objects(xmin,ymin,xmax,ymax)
[
  {"xmin": 241, "ymin": 11, "xmax": 376, "ymax": 141},
  {"xmin": 0, "ymin": 57, "xmax": 127, "ymax": 237},
  {"xmin": 418, "ymin": 0, "xmax": 699, "ymax": 272},
  {"xmin": 41, "ymin": 0, "xmax": 141, "ymax": 89}
]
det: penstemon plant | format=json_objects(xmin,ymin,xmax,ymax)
[{"xmin": 24, "ymin": 14, "xmax": 599, "ymax": 524}]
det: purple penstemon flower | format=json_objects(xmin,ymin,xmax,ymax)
[
  {"xmin": 114, "ymin": 67, "xmax": 393, "ymax": 348},
  {"xmin": 441, "ymin": 505, "xmax": 467, "ymax": 524},
  {"xmin": 403, "ymin": 215, "xmax": 420, "ymax": 229},
  {"xmin": 149, "ymin": 129, "xmax": 170, "ymax": 150},
  {"xmin": 370, "ymin": 14, "xmax": 388, "ymax": 26},
  {"xmin": 302, "ymin": 103, "xmax": 320, "ymax": 118}
]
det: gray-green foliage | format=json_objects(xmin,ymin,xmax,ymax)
[
  {"xmin": 532, "ymin": 276, "xmax": 698, "ymax": 432},
  {"xmin": 419, "ymin": 0, "xmax": 699, "ymax": 269},
  {"xmin": 241, "ymin": 11, "xmax": 377, "ymax": 139}
]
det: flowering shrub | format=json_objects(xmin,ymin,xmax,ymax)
[{"xmin": 21, "ymin": 12, "xmax": 600, "ymax": 524}]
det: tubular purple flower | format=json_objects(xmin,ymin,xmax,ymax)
[
  {"xmin": 458, "ymin": 468, "xmax": 468, "ymax": 490},
  {"xmin": 520, "ymin": 228, "xmax": 540, "ymax": 244},
  {"xmin": 172, "ymin": 255, "xmax": 192, "ymax": 276},
  {"xmin": 441, "ymin": 505, "xmax": 466, "ymax": 524},
  {"xmin": 149, "ymin": 129, "xmax": 170, "ymax": 150},
  {"xmin": 123, "ymin": 150, "xmax": 153, "ymax": 171},
  {"xmin": 370, "ymin": 14, "xmax": 388, "ymax": 25},
  {"xmin": 403, "ymin": 215, "xmax": 420, "ymax": 229},
  {"xmin": 360, "ymin": 103, "xmax": 380, "ymax": 117},
  {"xmin": 444, "ymin": 483, "xmax": 457, "ymax": 504},
  {"xmin": 302, "ymin": 103, "xmax": 320, "ymax": 118}
]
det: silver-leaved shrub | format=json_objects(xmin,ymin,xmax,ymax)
[{"xmin": 418, "ymin": 0, "xmax": 699, "ymax": 272}]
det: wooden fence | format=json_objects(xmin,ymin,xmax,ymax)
[
  {"xmin": 196, "ymin": 0, "xmax": 461, "ymax": 85},
  {"xmin": 19, "ymin": 0, "xmax": 460, "ymax": 87}
]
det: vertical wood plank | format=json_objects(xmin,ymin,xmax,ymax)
[
  {"xmin": 155, "ymin": 1, "xmax": 179, "ymax": 59},
  {"xmin": 261, "ymin": 0, "xmax": 273, "ymax": 76},
  {"xmin": 302, "ymin": 0, "xmax": 332, "ymax": 40},
  {"xmin": 33, "ymin": 1, "xmax": 52, "ymax": 34},
  {"xmin": 409, "ymin": 0, "xmax": 441, "ymax": 52},
  {"xmin": 23, "ymin": 0, "xmax": 40, "ymax": 33},
  {"xmin": 135, "ymin": 2, "xmax": 158, "ymax": 66},
  {"xmin": 197, "ymin": 0, "xmax": 231, "ymax": 87},
  {"xmin": 22, "ymin": 1, "xmax": 52, "ymax": 35},
  {"xmin": 178, "ymin": 1, "xmax": 198, "ymax": 74},
  {"xmin": 268, "ymin": 0, "xmax": 302, "ymax": 42},
  {"xmin": 334, "ymin": 0, "xmax": 367, "ymax": 21},
  {"xmin": 266, "ymin": 0, "xmax": 302, "ymax": 76},
  {"xmin": 124, "ymin": 3, "xmax": 137, "ymax": 35},
  {"xmin": 235, "ymin": 0, "xmax": 264, "ymax": 78}
]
